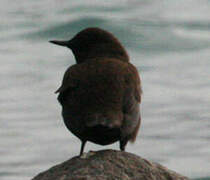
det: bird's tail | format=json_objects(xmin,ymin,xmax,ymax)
[{"xmin": 85, "ymin": 112, "xmax": 123, "ymax": 129}]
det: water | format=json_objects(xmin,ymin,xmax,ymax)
[{"xmin": 1, "ymin": 1, "xmax": 210, "ymax": 179}]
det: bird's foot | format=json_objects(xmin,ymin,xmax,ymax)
[{"xmin": 80, "ymin": 151, "xmax": 95, "ymax": 159}]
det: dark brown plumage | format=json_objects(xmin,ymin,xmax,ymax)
[{"xmin": 50, "ymin": 27, "xmax": 142, "ymax": 156}]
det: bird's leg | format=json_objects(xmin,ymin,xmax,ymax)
[
  {"xmin": 119, "ymin": 139, "xmax": 128, "ymax": 151},
  {"xmin": 80, "ymin": 140, "xmax": 87, "ymax": 156}
]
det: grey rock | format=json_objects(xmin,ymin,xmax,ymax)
[{"xmin": 32, "ymin": 150, "xmax": 190, "ymax": 180}]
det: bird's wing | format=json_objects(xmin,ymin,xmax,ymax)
[
  {"xmin": 121, "ymin": 63, "xmax": 142, "ymax": 142},
  {"xmin": 55, "ymin": 65, "xmax": 78, "ymax": 105},
  {"xmin": 123, "ymin": 63, "xmax": 142, "ymax": 110}
]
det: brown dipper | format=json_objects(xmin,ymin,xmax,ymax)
[{"xmin": 50, "ymin": 27, "xmax": 142, "ymax": 156}]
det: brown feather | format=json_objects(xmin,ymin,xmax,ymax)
[{"xmin": 50, "ymin": 27, "xmax": 142, "ymax": 155}]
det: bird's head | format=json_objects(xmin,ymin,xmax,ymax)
[{"xmin": 49, "ymin": 27, "xmax": 129, "ymax": 64}]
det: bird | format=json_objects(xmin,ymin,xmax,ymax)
[{"xmin": 50, "ymin": 27, "xmax": 142, "ymax": 156}]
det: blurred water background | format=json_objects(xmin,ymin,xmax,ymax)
[{"xmin": 1, "ymin": 0, "xmax": 210, "ymax": 179}]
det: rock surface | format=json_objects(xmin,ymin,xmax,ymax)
[{"xmin": 32, "ymin": 150, "xmax": 190, "ymax": 180}]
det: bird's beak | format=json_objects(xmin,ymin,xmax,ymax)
[{"xmin": 49, "ymin": 40, "xmax": 70, "ymax": 47}]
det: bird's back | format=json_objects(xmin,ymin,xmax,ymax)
[{"xmin": 56, "ymin": 58, "xmax": 141, "ymax": 145}]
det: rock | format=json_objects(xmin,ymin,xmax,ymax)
[{"xmin": 32, "ymin": 150, "xmax": 190, "ymax": 180}]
